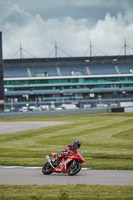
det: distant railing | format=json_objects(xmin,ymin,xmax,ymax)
[{"xmin": 0, "ymin": 108, "xmax": 109, "ymax": 118}]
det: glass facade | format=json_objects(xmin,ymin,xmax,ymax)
[
  {"xmin": 4, "ymin": 75, "xmax": 133, "ymax": 102},
  {"xmin": 4, "ymin": 76, "xmax": 133, "ymax": 86},
  {"xmin": 4, "ymin": 76, "xmax": 133, "ymax": 90}
]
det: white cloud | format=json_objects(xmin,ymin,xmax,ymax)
[{"xmin": 1, "ymin": 2, "xmax": 133, "ymax": 58}]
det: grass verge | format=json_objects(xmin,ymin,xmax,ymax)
[
  {"xmin": 0, "ymin": 113, "xmax": 133, "ymax": 169},
  {"xmin": 0, "ymin": 184, "xmax": 133, "ymax": 200}
]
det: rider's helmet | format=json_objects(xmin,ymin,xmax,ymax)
[{"xmin": 73, "ymin": 140, "xmax": 81, "ymax": 150}]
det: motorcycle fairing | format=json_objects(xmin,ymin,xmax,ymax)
[
  {"xmin": 52, "ymin": 151, "xmax": 84, "ymax": 173},
  {"xmin": 52, "ymin": 156, "xmax": 74, "ymax": 173}
]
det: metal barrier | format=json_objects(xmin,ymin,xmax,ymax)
[{"xmin": 0, "ymin": 108, "xmax": 109, "ymax": 119}]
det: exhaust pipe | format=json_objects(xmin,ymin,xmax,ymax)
[{"xmin": 45, "ymin": 155, "xmax": 54, "ymax": 168}]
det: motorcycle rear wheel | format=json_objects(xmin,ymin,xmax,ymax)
[
  {"xmin": 42, "ymin": 162, "xmax": 53, "ymax": 175},
  {"xmin": 67, "ymin": 161, "xmax": 82, "ymax": 176}
]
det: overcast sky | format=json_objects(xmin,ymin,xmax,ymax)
[{"xmin": 0, "ymin": 0, "xmax": 133, "ymax": 59}]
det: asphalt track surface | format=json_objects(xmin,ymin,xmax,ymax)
[
  {"xmin": 0, "ymin": 121, "xmax": 133, "ymax": 186},
  {"xmin": 0, "ymin": 167, "xmax": 133, "ymax": 185},
  {"xmin": 0, "ymin": 121, "xmax": 72, "ymax": 135}
]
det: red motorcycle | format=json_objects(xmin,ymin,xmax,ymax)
[{"xmin": 42, "ymin": 151, "xmax": 85, "ymax": 176}]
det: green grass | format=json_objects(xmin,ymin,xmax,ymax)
[
  {"xmin": 0, "ymin": 184, "xmax": 133, "ymax": 200},
  {"xmin": 0, "ymin": 113, "xmax": 133, "ymax": 200},
  {"xmin": 0, "ymin": 113, "xmax": 133, "ymax": 169}
]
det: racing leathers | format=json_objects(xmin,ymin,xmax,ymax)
[{"xmin": 58, "ymin": 144, "xmax": 77, "ymax": 158}]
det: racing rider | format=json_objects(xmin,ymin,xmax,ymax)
[{"xmin": 58, "ymin": 140, "xmax": 81, "ymax": 159}]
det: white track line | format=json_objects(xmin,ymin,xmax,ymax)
[
  {"xmin": 0, "ymin": 166, "xmax": 41, "ymax": 169},
  {"xmin": 0, "ymin": 165, "xmax": 89, "ymax": 170}
]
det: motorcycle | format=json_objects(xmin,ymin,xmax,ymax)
[{"xmin": 42, "ymin": 151, "xmax": 85, "ymax": 176}]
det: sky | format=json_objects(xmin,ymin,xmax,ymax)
[{"xmin": 0, "ymin": 0, "xmax": 133, "ymax": 59}]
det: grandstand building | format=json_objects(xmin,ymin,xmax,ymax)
[{"xmin": 3, "ymin": 54, "xmax": 133, "ymax": 108}]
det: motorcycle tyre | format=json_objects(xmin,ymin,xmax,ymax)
[
  {"xmin": 67, "ymin": 161, "xmax": 82, "ymax": 176},
  {"xmin": 42, "ymin": 162, "xmax": 53, "ymax": 175}
]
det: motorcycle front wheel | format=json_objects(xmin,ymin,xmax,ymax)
[
  {"xmin": 67, "ymin": 161, "xmax": 82, "ymax": 176},
  {"xmin": 42, "ymin": 162, "xmax": 53, "ymax": 175}
]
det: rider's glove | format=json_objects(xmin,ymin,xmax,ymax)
[
  {"xmin": 58, "ymin": 152, "xmax": 62, "ymax": 158},
  {"xmin": 58, "ymin": 150, "xmax": 69, "ymax": 158}
]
